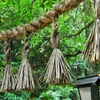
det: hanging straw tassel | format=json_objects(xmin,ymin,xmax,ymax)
[
  {"xmin": 41, "ymin": 49, "xmax": 71, "ymax": 84},
  {"xmin": 15, "ymin": 59, "xmax": 35, "ymax": 91},
  {"xmin": 83, "ymin": 1, "xmax": 100, "ymax": 62},
  {"xmin": 41, "ymin": 15, "xmax": 72, "ymax": 85},
  {"xmin": 1, "ymin": 39, "xmax": 15, "ymax": 92},
  {"xmin": 15, "ymin": 32, "xmax": 35, "ymax": 91}
]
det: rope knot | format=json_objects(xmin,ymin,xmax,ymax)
[
  {"xmin": 50, "ymin": 15, "xmax": 59, "ymax": 48},
  {"xmin": 5, "ymin": 38, "xmax": 11, "ymax": 64},
  {"xmin": 22, "ymin": 32, "xmax": 30, "ymax": 59}
]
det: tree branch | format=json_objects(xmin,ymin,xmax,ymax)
[
  {"xmin": 66, "ymin": 19, "xmax": 95, "ymax": 38},
  {"xmin": 65, "ymin": 50, "xmax": 82, "ymax": 57}
]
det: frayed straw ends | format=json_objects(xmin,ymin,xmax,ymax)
[
  {"xmin": 83, "ymin": 19, "xmax": 100, "ymax": 62},
  {"xmin": 1, "ymin": 64, "xmax": 15, "ymax": 92},
  {"xmin": 15, "ymin": 58, "xmax": 35, "ymax": 91},
  {"xmin": 41, "ymin": 49, "xmax": 72, "ymax": 85}
]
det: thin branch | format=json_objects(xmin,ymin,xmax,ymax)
[
  {"xmin": 65, "ymin": 50, "xmax": 82, "ymax": 57},
  {"xmin": 65, "ymin": 19, "xmax": 95, "ymax": 38}
]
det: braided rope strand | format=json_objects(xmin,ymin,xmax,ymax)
[
  {"xmin": 5, "ymin": 39, "xmax": 11, "ymax": 64},
  {"xmin": 22, "ymin": 33, "xmax": 30, "ymax": 59},
  {"xmin": 50, "ymin": 16, "xmax": 59, "ymax": 48},
  {"xmin": 0, "ymin": 0, "xmax": 84, "ymax": 40}
]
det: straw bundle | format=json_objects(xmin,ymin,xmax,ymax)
[
  {"xmin": 83, "ymin": 0, "xmax": 100, "ymax": 62},
  {"xmin": 41, "ymin": 49, "xmax": 71, "ymax": 84},
  {"xmin": 0, "ymin": 65, "xmax": 15, "ymax": 92},
  {"xmin": 83, "ymin": 20, "xmax": 100, "ymax": 62},
  {"xmin": 15, "ymin": 33, "xmax": 35, "ymax": 91},
  {"xmin": 0, "ymin": 39, "xmax": 15, "ymax": 92},
  {"xmin": 41, "ymin": 16, "xmax": 72, "ymax": 85},
  {"xmin": 15, "ymin": 58, "xmax": 35, "ymax": 91}
]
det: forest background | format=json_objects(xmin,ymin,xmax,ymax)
[{"xmin": 0, "ymin": 0, "xmax": 99, "ymax": 100}]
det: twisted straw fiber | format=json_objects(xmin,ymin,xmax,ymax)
[{"xmin": 0, "ymin": 0, "xmax": 84, "ymax": 40}]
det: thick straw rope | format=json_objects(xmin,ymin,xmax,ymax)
[{"xmin": 0, "ymin": 0, "xmax": 84, "ymax": 40}]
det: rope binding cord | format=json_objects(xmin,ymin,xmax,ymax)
[
  {"xmin": 41, "ymin": 15, "xmax": 72, "ymax": 85},
  {"xmin": 50, "ymin": 15, "xmax": 59, "ymax": 49},
  {"xmin": 1, "ymin": 38, "xmax": 15, "ymax": 92},
  {"xmin": 14, "ymin": 31, "xmax": 35, "ymax": 91}
]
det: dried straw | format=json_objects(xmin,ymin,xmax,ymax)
[
  {"xmin": 15, "ymin": 33, "xmax": 35, "ymax": 91},
  {"xmin": 0, "ymin": 65, "xmax": 15, "ymax": 92},
  {"xmin": 83, "ymin": 0, "xmax": 100, "ymax": 62},
  {"xmin": 14, "ymin": 58, "xmax": 35, "ymax": 91},
  {"xmin": 41, "ymin": 49, "xmax": 72, "ymax": 84},
  {"xmin": 0, "ymin": 39, "xmax": 15, "ymax": 92}
]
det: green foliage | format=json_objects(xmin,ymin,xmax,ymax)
[
  {"xmin": 0, "ymin": 92, "xmax": 30, "ymax": 100},
  {"xmin": 0, "ymin": 0, "xmax": 97, "ymax": 100},
  {"xmin": 0, "ymin": 85, "xmax": 79, "ymax": 100},
  {"xmin": 34, "ymin": 85, "xmax": 79, "ymax": 100}
]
